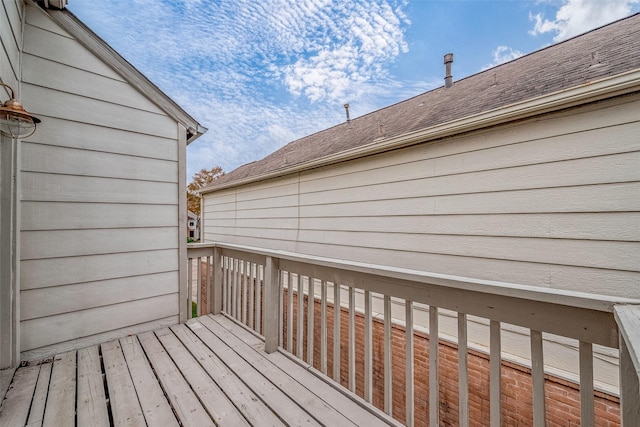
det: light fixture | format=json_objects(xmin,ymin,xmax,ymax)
[{"xmin": 0, "ymin": 82, "xmax": 41, "ymax": 139}]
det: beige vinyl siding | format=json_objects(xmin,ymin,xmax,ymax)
[
  {"xmin": 203, "ymin": 93, "xmax": 640, "ymax": 299},
  {"xmin": 18, "ymin": 4, "xmax": 180, "ymax": 356},
  {"xmin": 0, "ymin": 0, "xmax": 22, "ymax": 88}
]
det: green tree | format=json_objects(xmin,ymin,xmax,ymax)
[{"xmin": 187, "ymin": 166, "xmax": 224, "ymax": 216}]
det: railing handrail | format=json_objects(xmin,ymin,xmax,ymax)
[{"xmin": 187, "ymin": 242, "xmax": 639, "ymax": 314}]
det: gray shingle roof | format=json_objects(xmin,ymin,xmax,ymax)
[{"xmin": 205, "ymin": 13, "xmax": 640, "ymax": 191}]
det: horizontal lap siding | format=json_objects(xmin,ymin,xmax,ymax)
[
  {"xmin": 0, "ymin": 0, "xmax": 22, "ymax": 87},
  {"xmin": 203, "ymin": 94, "xmax": 640, "ymax": 298},
  {"xmin": 18, "ymin": 5, "xmax": 180, "ymax": 356}
]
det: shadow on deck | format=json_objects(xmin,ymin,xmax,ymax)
[{"xmin": 0, "ymin": 314, "xmax": 401, "ymax": 426}]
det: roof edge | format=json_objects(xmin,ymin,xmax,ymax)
[
  {"xmin": 201, "ymin": 67, "xmax": 640, "ymax": 194},
  {"xmin": 44, "ymin": 7, "xmax": 207, "ymax": 143}
]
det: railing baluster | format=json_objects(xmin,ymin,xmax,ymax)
[
  {"xmin": 248, "ymin": 262, "xmax": 254, "ymax": 329},
  {"xmin": 234, "ymin": 258, "xmax": 240, "ymax": 320},
  {"xmin": 256, "ymin": 265, "xmax": 263, "ymax": 334},
  {"xmin": 229, "ymin": 257, "xmax": 234, "ymax": 317},
  {"xmin": 348, "ymin": 286, "xmax": 356, "ymax": 393},
  {"xmin": 241, "ymin": 260, "xmax": 247, "ymax": 325},
  {"xmin": 287, "ymin": 273, "xmax": 294, "ymax": 352},
  {"xmin": 307, "ymin": 278, "xmax": 315, "ymax": 366},
  {"xmin": 579, "ymin": 341, "xmax": 594, "ymax": 427},
  {"xmin": 196, "ymin": 256, "xmax": 202, "ymax": 317},
  {"xmin": 458, "ymin": 313, "xmax": 469, "ymax": 427},
  {"xmin": 429, "ymin": 306, "xmax": 439, "ymax": 427},
  {"xmin": 384, "ymin": 294, "xmax": 392, "ymax": 415},
  {"xmin": 279, "ymin": 271, "xmax": 284, "ymax": 347},
  {"xmin": 187, "ymin": 255, "xmax": 193, "ymax": 319},
  {"xmin": 321, "ymin": 280, "xmax": 328, "ymax": 375},
  {"xmin": 297, "ymin": 274, "xmax": 304, "ymax": 358},
  {"xmin": 333, "ymin": 283, "xmax": 341, "ymax": 383},
  {"xmin": 490, "ymin": 320, "xmax": 501, "ymax": 427},
  {"xmin": 531, "ymin": 330, "xmax": 546, "ymax": 427},
  {"xmin": 405, "ymin": 300, "xmax": 414, "ymax": 427},
  {"xmin": 223, "ymin": 256, "xmax": 231, "ymax": 315},
  {"xmin": 364, "ymin": 290, "xmax": 373, "ymax": 403}
]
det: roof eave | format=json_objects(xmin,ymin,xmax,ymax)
[
  {"xmin": 44, "ymin": 7, "xmax": 207, "ymax": 144},
  {"xmin": 200, "ymin": 67, "xmax": 640, "ymax": 195}
]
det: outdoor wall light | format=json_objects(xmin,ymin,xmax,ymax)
[{"xmin": 0, "ymin": 83, "xmax": 41, "ymax": 139}]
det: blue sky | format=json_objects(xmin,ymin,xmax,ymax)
[{"xmin": 68, "ymin": 0, "xmax": 640, "ymax": 180}]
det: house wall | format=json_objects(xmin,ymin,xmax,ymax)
[
  {"xmin": 0, "ymin": 0, "xmax": 24, "ymax": 369},
  {"xmin": 203, "ymin": 93, "xmax": 640, "ymax": 389},
  {"xmin": 17, "ymin": 3, "xmax": 182, "ymax": 360},
  {"xmin": 203, "ymin": 94, "xmax": 640, "ymax": 298}
]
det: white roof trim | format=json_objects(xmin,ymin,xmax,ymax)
[{"xmin": 43, "ymin": 7, "xmax": 207, "ymax": 143}]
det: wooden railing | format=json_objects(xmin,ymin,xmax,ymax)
[{"xmin": 187, "ymin": 242, "xmax": 640, "ymax": 427}]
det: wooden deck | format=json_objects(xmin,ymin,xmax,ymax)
[{"xmin": 0, "ymin": 314, "xmax": 401, "ymax": 427}]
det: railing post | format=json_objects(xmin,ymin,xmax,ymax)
[
  {"xmin": 263, "ymin": 255, "xmax": 280, "ymax": 353},
  {"xmin": 211, "ymin": 247, "xmax": 223, "ymax": 315},
  {"xmin": 615, "ymin": 305, "xmax": 640, "ymax": 426},
  {"xmin": 620, "ymin": 336, "xmax": 640, "ymax": 426}
]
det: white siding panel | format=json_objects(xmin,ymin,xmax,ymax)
[
  {"xmin": 235, "ymin": 205, "xmax": 299, "ymax": 219},
  {"xmin": 299, "ymin": 183, "xmax": 640, "ymax": 217},
  {"xmin": 299, "ymin": 151, "xmax": 640, "ymax": 205},
  {"xmin": 23, "ymin": 85, "xmax": 177, "ymax": 139},
  {"xmin": 21, "ymin": 172, "xmax": 178, "ymax": 204},
  {"xmin": 0, "ymin": 0, "xmax": 21, "ymax": 85},
  {"xmin": 20, "ymin": 272, "xmax": 178, "ymax": 320},
  {"xmin": 24, "ymin": 3, "xmax": 72, "ymax": 38},
  {"xmin": 214, "ymin": 227, "xmax": 300, "ymax": 243},
  {"xmin": 236, "ymin": 194, "xmax": 298, "ymax": 211},
  {"xmin": 21, "ymin": 249, "xmax": 179, "ymax": 290},
  {"xmin": 21, "ymin": 228, "xmax": 178, "ymax": 260},
  {"xmin": 235, "ymin": 179, "xmax": 299, "ymax": 201},
  {"xmin": 204, "ymin": 200, "xmax": 236, "ymax": 214},
  {"xmin": 29, "ymin": 117, "xmax": 177, "ymax": 160},
  {"xmin": 290, "ymin": 242, "xmax": 640, "ymax": 297},
  {"xmin": 294, "ymin": 230, "xmax": 639, "ymax": 272},
  {"xmin": 298, "ymin": 213, "xmax": 640, "ymax": 241},
  {"xmin": 433, "ymin": 123, "xmax": 640, "ymax": 177},
  {"xmin": 22, "ymin": 143, "xmax": 178, "ymax": 182},
  {"xmin": 22, "ymin": 18, "xmax": 124, "ymax": 81},
  {"xmin": 216, "ymin": 217, "xmax": 300, "ymax": 230},
  {"xmin": 221, "ymin": 225, "xmax": 638, "ymax": 271},
  {"xmin": 20, "ymin": 294, "xmax": 179, "ymax": 351},
  {"xmin": 203, "ymin": 188, "xmax": 237, "ymax": 204},
  {"xmin": 22, "ymin": 54, "xmax": 166, "ymax": 115},
  {"xmin": 21, "ymin": 202, "xmax": 178, "ymax": 230},
  {"xmin": 20, "ymin": 317, "xmax": 178, "ymax": 362}
]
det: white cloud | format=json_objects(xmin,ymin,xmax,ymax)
[
  {"xmin": 529, "ymin": 0, "xmax": 639, "ymax": 42},
  {"xmin": 278, "ymin": 2, "xmax": 410, "ymax": 102},
  {"xmin": 68, "ymin": 0, "xmax": 412, "ymax": 177},
  {"xmin": 482, "ymin": 46, "xmax": 523, "ymax": 71}
]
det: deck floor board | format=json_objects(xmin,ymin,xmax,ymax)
[
  {"xmin": 0, "ymin": 314, "xmax": 402, "ymax": 427},
  {"xmin": 76, "ymin": 345, "xmax": 109, "ymax": 427},
  {"xmin": 42, "ymin": 351, "xmax": 76, "ymax": 427}
]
